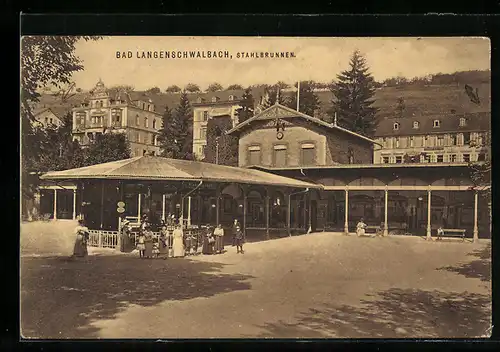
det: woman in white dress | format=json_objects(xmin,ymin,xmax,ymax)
[
  {"xmin": 356, "ymin": 218, "xmax": 367, "ymax": 237},
  {"xmin": 172, "ymin": 224, "xmax": 185, "ymax": 258}
]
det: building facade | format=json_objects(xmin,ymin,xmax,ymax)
[
  {"xmin": 71, "ymin": 80, "xmax": 162, "ymax": 157},
  {"xmin": 33, "ymin": 107, "xmax": 67, "ymax": 128},
  {"xmin": 227, "ymin": 103, "xmax": 375, "ymax": 168},
  {"xmin": 373, "ymin": 112, "xmax": 491, "ymax": 164},
  {"xmin": 192, "ymin": 91, "xmax": 242, "ymax": 159}
]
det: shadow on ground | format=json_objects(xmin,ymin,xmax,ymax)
[
  {"xmin": 255, "ymin": 288, "xmax": 491, "ymax": 338},
  {"xmin": 437, "ymin": 243, "xmax": 491, "ymax": 282},
  {"xmin": 21, "ymin": 254, "xmax": 254, "ymax": 339}
]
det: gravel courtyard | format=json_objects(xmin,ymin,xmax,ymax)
[{"xmin": 21, "ymin": 232, "xmax": 491, "ymax": 339}]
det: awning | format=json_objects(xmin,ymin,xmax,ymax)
[{"xmin": 40, "ymin": 156, "xmax": 322, "ymax": 189}]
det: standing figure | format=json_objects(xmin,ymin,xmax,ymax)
[
  {"xmin": 159, "ymin": 223, "xmax": 170, "ymax": 258},
  {"xmin": 214, "ymin": 224, "xmax": 225, "ymax": 254},
  {"xmin": 235, "ymin": 225, "xmax": 244, "ymax": 254},
  {"xmin": 136, "ymin": 231, "xmax": 146, "ymax": 258},
  {"xmin": 232, "ymin": 219, "xmax": 240, "ymax": 247},
  {"xmin": 72, "ymin": 219, "xmax": 90, "ymax": 258},
  {"xmin": 172, "ymin": 224, "xmax": 185, "ymax": 258},
  {"xmin": 144, "ymin": 228, "xmax": 153, "ymax": 259},
  {"xmin": 376, "ymin": 221, "xmax": 385, "ymax": 237},
  {"xmin": 356, "ymin": 218, "xmax": 367, "ymax": 237},
  {"xmin": 436, "ymin": 226, "xmax": 444, "ymax": 241},
  {"xmin": 202, "ymin": 225, "xmax": 215, "ymax": 255},
  {"xmin": 119, "ymin": 215, "xmax": 131, "ymax": 252}
]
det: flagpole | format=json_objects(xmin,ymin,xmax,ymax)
[{"xmin": 296, "ymin": 81, "xmax": 300, "ymax": 112}]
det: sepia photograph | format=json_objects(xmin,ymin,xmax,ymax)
[{"xmin": 20, "ymin": 36, "xmax": 491, "ymax": 339}]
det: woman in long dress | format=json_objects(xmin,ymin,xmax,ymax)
[
  {"xmin": 159, "ymin": 224, "xmax": 170, "ymax": 258},
  {"xmin": 172, "ymin": 225, "xmax": 185, "ymax": 258},
  {"xmin": 73, "ymin": 219, "xmax": 89, "ymax": 258},
  {"xmin": 202, "ymin": 225, "xmax": 215, "ymax": 255},
  {"xmin": 356, "ymin": 218, "xmax": 367, "ymax": 237},
  {"xmin": 144, "ymin": 229, "xmax": 154, "ymax": 258},
  {"xmin": 214, "ymin": 224, "xmax": 224, "ymax": 254}
]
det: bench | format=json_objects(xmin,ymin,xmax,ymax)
[
  {"xmin": 365, "ymin": 226, "xmax": 381, "ymax": 234},
  {"xmin": 438, "ymin": 229, "xmax": 466, "ymax": 241}
]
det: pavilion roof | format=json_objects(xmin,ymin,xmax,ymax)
[{"xmin": 40, "ymin": 156, "xmax": 322, "ymax": 189}]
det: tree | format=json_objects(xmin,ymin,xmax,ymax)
[
  {"xmin": 111, "ymin": 84, "xmax": 135, "ymax": 93},
  {"xmin": 206, "ymin": 82, "xmax": 224, "ymax": 92},
  {"xmin": 165, "ymin": 85, "xmax": 182, "ymax": 93},
  {"xmin": 287, "ymin": 80, "xmax": 321, "ymax": 117},
  {"xmin": 226, "ymin": 84, "xmax": 244, "ymax": 90},
  {"xmin": 204, "ymin": 117, "xmax": 238, "ymax": 166},
  {"xmin": 157, "ymin": 107, "xmax": 181, "ymax": 158},
  {"xmin": 21, "ymin": 36, "xmax": 102, "ymax": 201},
  {"xmin": 330, "ymin": 50, "xmax": 379, "ymax": 137},
  {"xmin": 185, "ymin": 83, "xmax": 201, "ymax": 93},
  {"xmin": 84, "ymin": 133, "xmax": 131, "ymax": 165},
  {"xmin": 147, "ymin": 87, "xmax": 161, "ymax": 94},
  {"xmin": 275, "ymin": 81, "xmax": 290, "ymax": 90},
  {"xmin": 395, "ymin": 97, "xmax": 406, "ymax": 118},
  {"xmin": 235, "ymin": 87, "xmax": 255, "ymax": 124},
  {"xmin": 168, "ymin": 91, "xmax": 193, "ymax": 160},
  {"xmin": 261, "ymin": 85, "xmax": 291, "ymax": 109}
]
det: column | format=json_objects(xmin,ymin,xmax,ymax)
[
  {"xmin": 473, "ymin": 191, "xmax": 479, "ymax": 243},
  {"xmin": 243, "ymin": 190, "xmax": 247, "ymax": 241},
  {"xmin": 426, "ymin": 188, "xmax": 432, "ymax": 240},
  {"xmin": 344, "ymin": 188, "xmax": 349, "ymax": 234},
  {"xmin": 287, "ymin": 193, "xmax": 291, "ymax": 237},
  {"xmin": 383, "ymin": 187, "xmax": 389, "ymax": 236},
  {"xmin": 137, "ymin": 193, "xmax": 141, "ymax": 219},
  {"xmin": 187, "ymin": 196, "xmax": 192, "ymax": 227},
  {"xmin": 215, "ymin": 187, "xmax": 220, "ymax": 225},
  {"xmin": 308, "ymin": 192, "xmax": 312, "ymax": 233},
  {"xmin": 72, "ymin": 189, "xmax": 77, "ymax": 220},
  {"xmin": 162, "ymin": 194, "xmax": 166, "ymax": 222},
  {"xmin": 53, "ymin": 189, "xmax": 58, "ymax": 220},
  {"xmin": 265, "ymin": 191, "xmax": 270, "ymax": 240}
]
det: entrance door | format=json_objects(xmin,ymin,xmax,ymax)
[{"xmin": 310, "ymin": 200, "xmax": 317, "ymax": 232}]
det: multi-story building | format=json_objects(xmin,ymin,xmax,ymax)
[
  {"xmin": 71, "ymin": 80, "xmax": 162, "ymax": 156},
  {"xmin": 191, "ymin": 91, "xmax": 243, "ymax": 159},
  {"xmin": 373, "ymin": 112, "xmax": 491, "ymax": 164},
  {"xmin": 33, "ymin": 107, "xmax": 69, "ymax": 128}
]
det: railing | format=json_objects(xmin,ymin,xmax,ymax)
[{"xmin": 88, "ymin": 230, "xmax": 119, "ymax": 248}]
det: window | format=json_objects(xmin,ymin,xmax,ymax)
[
  {"xmin": 273, "ymin": 145, "xmax": 287, "ymax": 167},
  {"xmin": 393, "ymin": 122, "xmax": 400, "ymax": 131},
  {"xmin": 463, "ymin": 132, "xmax": 471, "ymax": 145},
  {"xmin": 348, "ymin": 147, "xmax": 354, "ymax": 164},
  {"xmin": 433, "ymin": 120, "xmax": 440, "ymax": 128},
  {"xmin": 44, "ymin": 117, "xmax": 48, "ymax": 124},
  {"xmin": 137, "ymin": 132, "xmax": 141, "ymax": 143},
  {"xmin": 409, "ymin": 136, "xmax": 414, "ymax": 147},
  {"xmin": 395, "ymin": 137, "xmax": 400, "ymax": 148},
  {"xmin": 437, "ymin": 154, "xmax": 443, "ymax": 163},
  {"xmin": 478, "ymin": 153, "xmax": 486, "ymax": 161},
  {"xmin": 200, "ymin": 127, "xmax": 207, "ymax": 140},
  {"xmin": 382, "ymin": 156, "xmax": 389, "ymax": 164},
  {"xmin": 144, "ymin": 117, "xmax": 149, "ymax": 128},
  {"xmin": 203, "ymin": 111, "xmax": 209, "ymax": 121},
  {"xmin": 459, "ymin": 117, "xmax": 467, "ymax": 127},
  {"xmin": 152, "ymin": 119, "xmax": 157, "ymax": 129},
  {"xmin": 228, "ymin": 95, "xmax": 234, "ymax": 101},
  {"xmin": 423, "ymin": 136, "xmax": 428, "ymax": 147},
  {"xmin": 450, "ymin": 134, "xmax": 456, "ymax": 146},
  {"xmin": 413, "ymin": 121, "xmax": 420, "ymax": 129},
  {"xmin": 136, "ymin": 115, "xmax": 140, "ymax": 126},
  {"xmin": 382, "ymin": 137, "xmax": 387, "ymax": 148},
  {"xmin": 301, "ymin": 143, "xmax": 316, "ymax": 165},
  {"xmin": 449, "ymin": 154, "xmax": 457, "ymax": 163},
  {"xmin": 144, "ymin": 133, "xmax": 149, "ymax": 145},
  {"xmin": 211, "ymin": 96, "xmax": 218, "ymax": 103},
  {"xmin": 154, "ymin": 135, "xmax": 158, "ymax": 146},
  {"xmin": 143, "ymin": 149, "xmax": 147, "ymax": 155},
  {"xmin": 49, "ymin": 118, "xmax": 53, "ymax": 124},
  {"xmin": 395, "ymin": 155, "xmax": 403, "ymax": 164},
  {"xmin": 463, "ymin": 154, "xmax": 470, "ymax": 162},
  {"xmin": 248, "ymin": 145, "xmax": 261, "ymax": 165},
  {"xmin": 437, "ymin": 136, "xmax": 444, "ymax": 147}
]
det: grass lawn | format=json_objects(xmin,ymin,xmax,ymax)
[{"xmin": 20, "ymin": 232, "xmax": 491, "ymax": 339}]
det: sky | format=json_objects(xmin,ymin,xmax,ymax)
[{"xmin": 71, "ymin": 37, "xmax": 491, "ymax": 91}]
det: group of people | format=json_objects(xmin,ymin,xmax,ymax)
[{"xmin": 355, "ymin": 218, "xmax": 386, "ymax": 238}]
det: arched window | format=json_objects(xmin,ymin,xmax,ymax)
[
  {"xmin": 144, "ymin": 117, "xmax": 149, "ymax": 128},
  {"xmin": 228, "ymin": 95, "xmax": 234, "ymax": 101},
  {"xmin": 393, "ymin": 122, "xmax": 400, "ymax": 131},
  {"xmin": 433, "ymin": 119, "xmax": 441, "ymax": 128},
  {"xmin": 459, "ymin": 117, "xmax": 467, "ymax": 127},
  {"xmin": 152, "ymin": 119, "xmax": 157, "ymax": 129},
  {"xmin": 413, "ymin": 121, "xmax": 419, "ymax": 129}
]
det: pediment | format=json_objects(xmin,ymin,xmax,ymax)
[{"xmin": 255, "ymin": 105, "xmax": 300, "ymax": 121}]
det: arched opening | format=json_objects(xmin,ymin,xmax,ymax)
[{"xmin": 247, "ymin": 189, "xmax": 265, "ymax": 228}]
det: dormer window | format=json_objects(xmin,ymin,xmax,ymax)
[
  {"xmin": 459, "ymin": 117, "xmax": 467, "ymax": 127},
  {"xmin": 393, "ymin": 122, "xmax": 400, "ymax": 131},
  {"xmin": 197, "ymin": 97, "xmax": 203, "ymax": 103},
  {"xmin": 211, "ymin": 96, "xmax": 219, "ymax": 103},
  {"xmin": 433, "ymin": 120, "xmax": 441, "ymax": 128},
  {"xmin": 413, "ymin": 121, "xmax": 420, "ymax": 129},
  {"xmin": 228, "ymin": 95, "xmax": 234, "ymax": 101}
]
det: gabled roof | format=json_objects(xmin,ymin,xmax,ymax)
[
  {"xmin": 226, "ymin": 103, "xmax": 378, "ymax": 145},
  {"xmin": 33, "ymin": 106, "xmax": 70, "ymax": 120},
  {"xmin": 375, "ymin": 112, "xmax": 491, "ymax": 137},
  {"xmin": 40, "ymin": 156, "xmax": 322, "ymax": 189}
]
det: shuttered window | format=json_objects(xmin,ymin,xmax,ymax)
[
  {"xmin": 273, "ymin": 145, "xmax": 287, "ymax": 167},
  {"xmin": 301, "ymin": 143, "xmax": 316, "ymax": 166},
  {"xmin": 248, "ymin": 145, "xmax": 261, "ymax": 165}
]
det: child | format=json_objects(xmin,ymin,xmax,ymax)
[
  {"xmin": 137, "ymin": 231, "xmax": 146, "ymax": 258},
  {"xmin": 437, "ymin": 226, "xmax": 444, "ymax": 241},
  {"xmin": 152, "ymin": 242, "xmax": 160, "ymax": 258},
  {"xmin": 235, "ymin": 225, "xmax": 244, "ymax": 254},
  {"xmin": 376, "ymin": 222, "xmax": 385, "ymax": 237},
  {"xmin": 356, "ymin": 218, "xmax": 367, "ymax": 237}
]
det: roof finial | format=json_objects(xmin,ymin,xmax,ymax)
[
  {"xmin": 334, "ymin": 112, "xmax": 338, "ymax": 126},
  {"xmin": 275, "ymin": 87, "xmax": 280, "ymax": 105}
]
